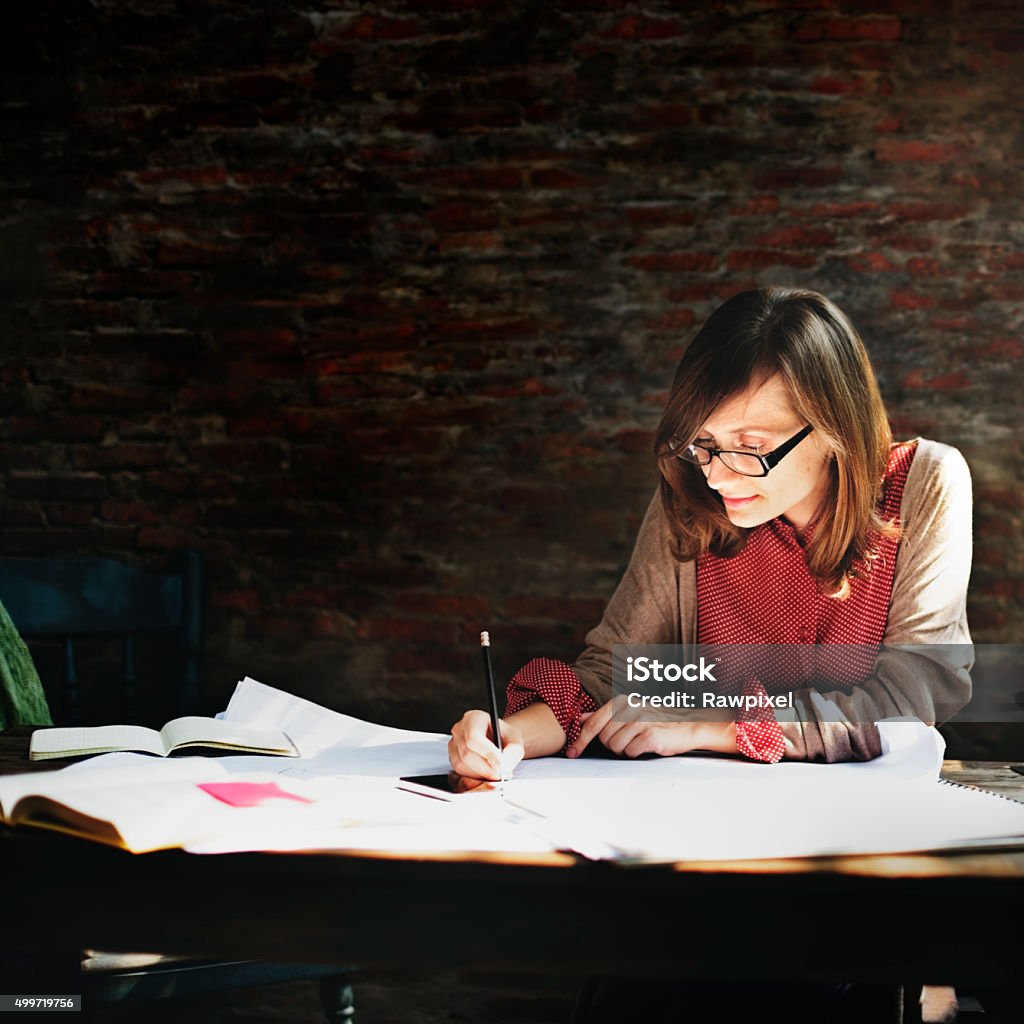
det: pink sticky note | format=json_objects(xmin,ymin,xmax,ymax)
[{"xmin": 198, "ymin": 781, "xmax": 313, "ymax": 808}]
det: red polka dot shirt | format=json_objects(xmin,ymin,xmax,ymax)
[{"xmin": 506, "ymin": 442, "xmax": 917, "ymax": 764}]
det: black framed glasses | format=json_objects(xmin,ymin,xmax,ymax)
[{"xmin": 675, "ymin": 424, "xmax": 814, "ymax": 478}]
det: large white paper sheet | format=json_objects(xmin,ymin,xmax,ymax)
[{"xmin": 216, "ymin": 680, "xmax": 1024, "ymax": 860}]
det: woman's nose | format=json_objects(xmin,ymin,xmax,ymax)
[{"xmin": 704, "ymin": 454, "xmax": 740, "ymax": 488}]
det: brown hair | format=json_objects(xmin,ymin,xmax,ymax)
[{"xmin": 654, "ymin": 287, "xmax": 895, "ymax": 598}]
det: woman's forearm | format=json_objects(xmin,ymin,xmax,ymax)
[{"xmin": 505, "ymin": 701, "xmax": 566, "ymax": 758}]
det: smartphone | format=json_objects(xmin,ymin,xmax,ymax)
[{"xmin": 398, "ymin": 772, "xmax": 498, "ymax": 796}]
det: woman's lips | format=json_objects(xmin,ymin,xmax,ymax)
[{"xmin": 720, "ymin": 494, "xmax": 758, "ymax": 509}]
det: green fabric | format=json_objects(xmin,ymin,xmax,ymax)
[{"xmin": 0, "ymin": 600, "xmax": 53, "ymax": 729}]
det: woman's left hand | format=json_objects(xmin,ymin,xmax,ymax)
[{"xmin": 566, "ymin": 696, "xmax": 738, "ymax": 759}]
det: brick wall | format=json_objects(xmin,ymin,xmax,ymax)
[{"xmin": 2, "ymin": 2, "xmax": 1022, "ymax": 748}]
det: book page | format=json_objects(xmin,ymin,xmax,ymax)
[
  {"xmin": 0, "ymin": 755, "xmax": 228, "ymax": 824},
  {"xmin": 158, "ymin": 717, "xmax": 298, "ymax": 756},
  {"xmin": 223, "ymin": 677, "xmax": 446, "ymax": 754},
  {"xmin": 29, "ymin": 725, "xmax": 163, "ymax": 760},
  {"xmin": 11, "ymin": 776, "xmax": 229, "ymax": 852}
]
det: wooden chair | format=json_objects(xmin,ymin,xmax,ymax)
[{"xmin": 0, "ymin": 552, "xmax": 356, "ymax": 1022}]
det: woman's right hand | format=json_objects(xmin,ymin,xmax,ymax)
[{"xmin": 448, "ymin": 710, "xmax": 525, "ymax": 780}]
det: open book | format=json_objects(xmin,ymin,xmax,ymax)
[
  {"xmin": 0, "ymin": 758, "xmax": 365, "ymax": 853},
  {"xmin": 0, "ymin": 759, "xmax": 233, "ymax": 852},
  {"xmin": 29, "ymin": 716, "xmax": 299, "ymax": 761}
]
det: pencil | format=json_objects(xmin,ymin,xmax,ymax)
[{"xmin": 480, "ymin": 630, "xmax": 504, "ymax": 782}]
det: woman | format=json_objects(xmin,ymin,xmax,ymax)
[{"xmin": 449, "ymin": 286, "xmax": 973, "ymax": 777}]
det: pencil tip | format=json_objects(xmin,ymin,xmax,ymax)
[{"xmin": 480, "ymin": 630, "xmax": 490, "ymax": 646}]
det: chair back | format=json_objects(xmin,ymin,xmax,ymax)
[{"xmin": 0, "ymin": 552, "xmax": 203, "ymax": 725}]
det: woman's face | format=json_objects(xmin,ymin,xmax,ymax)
[{"xmin": 693, "ymin": 374, "xmax": 833, "ymax": 537}]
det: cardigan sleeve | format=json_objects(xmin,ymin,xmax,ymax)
[
  {"xmin": 778, "ymin": 440, "xmax": 974, "ymax": 762},
  {"xmin": 573, "ymin": 491, "xmax": 688, "ymax": 705}
]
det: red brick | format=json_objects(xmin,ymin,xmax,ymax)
[
  {"xmin": 751, "ymin": 167, "xmax": 843, "ymax": 189},
  {"xmin": 6, "ymin": 473, "xmax": 107, "ymax": 500},
  {"xmin": 0, "ymin": 501, "xmax": 45, "ymax": 526},
  {"xmin": 600, "ymin": 16, "xmax": 686, "ymax": 40},
  {"xmin": 635, "ymin": 103, "xmax": 693, "ymax": 127},
  {"xmin": 612, "ymin": 429, "xmax": 655, "ymax": 454},
  {"xmin": 901, "ymin": 369, "xmax": 971, "ymax": 390},
  {"xmin": 629, "ymin": 253, "xmax": 719, "ymax": 272},
  {"xmin": 335, "ymin": 15, "xmax": 422, "ymax": 39},
  {"xmin": 930, "ymin": 316, "xmax": 977, "ymax": 332},
  {"xmin": 753, "ymin": 226, "xmax": 835, "ymax": 247},
  {"xmin": 890, "ymin": 289, "xmax": 938, "ymax": 310},
  {"xmin": 404, "ymin": 166, "xmax": 523, "ymax": 190},
  {"xmin": 906, "ymin": 257, "xmax": 952, "ymax": 277},
  {"xmin": 387, "ymin": 649, "xmax": 463, "ymax": 675},
  {"xmin": 730, "ymin": 196, "xmax": 781, "ymax": 216},
  {"xmin": 849, "ymin": 45, "xmax": 897, "ymax": 70},
  {"xmin": 809, "ymin": 76, "xmax": 862, "ymax": 95},
  {"xmin": 6, "ymin": 415, "xmax": 106, "ymax": 441},
  {"xmin": 157, "ymin": 241, "xmax": 242, "ymax": 266},
  {"xmin": 888, "ymin": 413, "xmax": 936, "ymax": 439},
  {"xmin": 804, "ymin": 200, "xmax": 880, "ymax": 218},
  {"xmin": 211, "ymin": 588, "xmax": 262, "ymax": 613},
  {"xmin": 356, "ymin": 618, "xmax": 457, "ymax": 645},
  {"xmin": 217, "ymin": 327, "xmax": 299, "ymax": 352},
  {"xmin": 646, "ymin": 308, "xmax": 696, "ymax": 331},
  {"xmin": 45, "ymin": 504, "xmax": 95, "ymax": 526},
  {"xmin": 88, "ymin": 270, "xmax": 197, "ymax": 295},
  {"xmin": 310, "ymin": 611, "xmax": 358, "ymax": 639},
  {"xmin": 70, "ymin": 386, "xmax": 157, "ymax": 412},
  {"xmin": 228, "ymin": 413, "xmax": 290, "ymax": 437},
  {"xmin": 978, "ymin": 487, "xmax": 1024, "ymax": 512},
  {"xmin": 70, "ymin": 444, "xmax": 171, "ymax": 470},
  {"xmin": 503, "ymin": 596, "xmax": 607, "ymax": 622},
  {"xmin": 970, "ymin": 336, "xmax": 1024, "ymax": 360},
  {"xmin": 184, "ymin": 442, "xmax": 285, "ymax": 471},
  {"xmin": 434, "ymin": 318, "xmax": 537, "ymax": 342},
  {"xmin": 336, "ymin": 561, "xmax": 438, "ymax": 589},
  {"xmin": 391, "ymin": 105, "xmax": 523, "ymax": 133},
  {"xmin": 134, "ymin": 165, "xmax": 228, "ymax": 188},
  {"xmin": 357, "ymin": 146, "xmax": 426, "ymax": 165},
  {"xmin": 530, "ymin": 168, "xmax": 591, "ymax": 189},
  {"xmin": 727, "ymin": 250, "xmax": 817, "ymax": 270},
  {"xmin": 428, "ymin": 202, "xmax": 501, "ymax": 230},
  {"xmin": 981, "ymin": 580, "xmax": 1024, "ymax": 600},
  {"xmin": 885, "ymin": 234, "xmax": 936, "ymax": 252},
  {"xmin": 984, "ymin": 282, "xmax": 1024, "ymax": 301},
  {"xmin": 100, "ymin": 500, "xmax": 162, "ymax": 523},
  {"xmin": 795, "ymin": 17, "xmax": 902, "ymax": 42},
  {"xmin": 954, "ymin": 30, "xmax": 1024, "ymax": 53},
  {"xmin": 0, "ymin": 529, "xmax": 98, "ymax": 554},
  {"xmin": 967, "ymin": 608, "xmax": 1008, "ymax": 633},
  {"xmin": 478, "ymin": 376, "xmax": 562, "ymax": 398},
  {"xmin": 137, "ymin": 527, "xmax": 204, "ymax": 549},
  {"xmin": 887, "ymin": 201, "xmax": 970, "ymax": 222},
  {"xmin": 847, "ymin": 251, "xmax": 898, "ymax": 273},
  {"xmin": 437, "ymin": 231, "xmax": 506, "ymax": 254},
  {"xmin": 623, "ymin": 207, "xmax": 694, "ymax": 230},
  {"xmin": 875, "ymin": 140, "xmax": 965, "ymax": 164},
  {"xmin": 393, "ymin": 593, "xmax": 493, "ymax": 618}
]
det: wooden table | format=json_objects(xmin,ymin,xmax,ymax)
[{"xmin": 2, "ymin": 727, "xmax": 1023, "ymax": 988}]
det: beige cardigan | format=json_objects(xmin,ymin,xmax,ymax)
[{"xmin": 572, "ymin": 439, "xmax": 973, "ymax": 762}]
